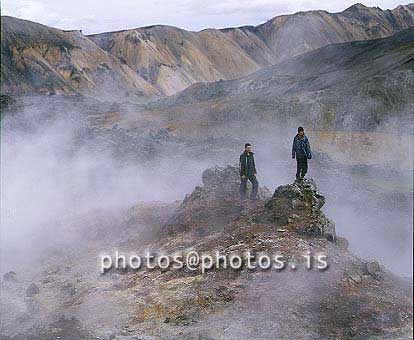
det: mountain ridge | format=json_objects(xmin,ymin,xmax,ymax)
[
  {"xmin": 146, "ymin": 27, "xmax": 414, "ymax": 132},
  {"xmin": 88, "ymin": 2, "xmax": 413, "ymax": 94},
  {"xmin": 2, "ymin": 3, "xmax": 413, "ymax": 97},
  {"xmin": 0, "ymin": 16, "xmax": 160, "ymax": 98}
]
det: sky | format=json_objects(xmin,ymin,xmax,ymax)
[{"xmin": 1, "ymin": 0, "xmax": 411, "ymax": 34}]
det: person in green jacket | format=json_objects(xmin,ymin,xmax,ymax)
[{"xmin": 239, "ymin": 143, "xmax": 258, "ymax": 200}]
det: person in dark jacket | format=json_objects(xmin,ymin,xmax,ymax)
[
  {"xmin": 292, "ymin": 127, "xmax": 312, "ymax": 180},
  {"xmin": 239, "ymin": 143, "xmax": 258, "ymax": 200}
]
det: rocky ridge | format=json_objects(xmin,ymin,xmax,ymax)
[
  {"xmin": 116, "ymin": 165, "xmax": 412, "ymax": 339},
  {"xmin": 0, "ymin": 165, "xmax": 412, "ymax": 340}
]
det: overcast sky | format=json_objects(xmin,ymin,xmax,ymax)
[{"xmin": 1, "ymin": 0, "xmax": 411, "ymax": 34}]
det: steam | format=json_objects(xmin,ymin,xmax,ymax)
[
  {"xmin": 0, "ymin": 97, "xmax": 209, "ymax": 273},
  {"xmin": 1, "ymin": 95, "xmax": 412, "ymax": 278}
]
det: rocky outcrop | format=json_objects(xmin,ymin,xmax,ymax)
[
  {"xmin": 165, "ymin": 165, "xmax": 335, "ymax": 242},
  {"xmin": 165, "ymin": 165, "xmax": 271, "ymax": 235},
  {"xmin": 1, "ymin": 164, "xmax": 412, "ymax": 340},
  {"xmin": 265, "ymin": 178, "xmax": 336, "ymax": 240},
  {"xmin": 138, "ymin": 165, "xmax": 411, "ymax": 339}
]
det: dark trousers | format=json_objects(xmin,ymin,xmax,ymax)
[
  {"xmin": 296, "ymin": 157, "xmax": 308, "ymax": 179},
  {"xmin": 240, "ymin": 176, "xmax": 258, "ymax": 200}
]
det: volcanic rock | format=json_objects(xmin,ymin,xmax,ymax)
[
  {"xmin": 165, "ymin": 165, "xmax": 271, "ymax": 235},
  {"xmin": 264, "ymin": 178, "xmax": 336, "ymax": 239}
]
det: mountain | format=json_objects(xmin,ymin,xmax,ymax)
[
  {"xmin": 1, "ymin": 3, "xmax": 413, "ymax": 97},
  {"xmin": 146, "ymin": 27, "xmax": 414, "ymax": 132},
  {"xmin": 1, "ymin": 16, "xmax": 160, "ymax": 99},
  {"xmin": 88, "ymin": 3, "xmax": 414, "ymax": 95}
]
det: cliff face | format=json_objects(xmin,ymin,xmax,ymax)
[
  {"xmin": 88, "ymin": 3, "xmax": 414, "ymax": 95},
  {"xmin": 0, "ymin": 16, "xmax": 160, "ymax": 99},
  {"xmin": 2, "ymin": 3, "xmax": 413, "ymax": 97},
  {"xmin": 1, "ymin": 165, "xmax": 411, "ymax": 339}
]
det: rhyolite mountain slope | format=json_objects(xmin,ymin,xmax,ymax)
[
  {"xmin": 1, "ymin": 16, "xmax": 160, "ymax": 99},
  {"xmin": 1, "ymin": 3, "xmax": 413, "ymax": 97},
  {"xmin": 1, "ymin": 166, "xmax": 412, "ymax": 339},
  {"xmin": 89, "ymin": 3, "xmax": 414, "ymax": 95},
  {"xmin": 146, "ymin": 27, "xmax": 414, "ymax": 132}
]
